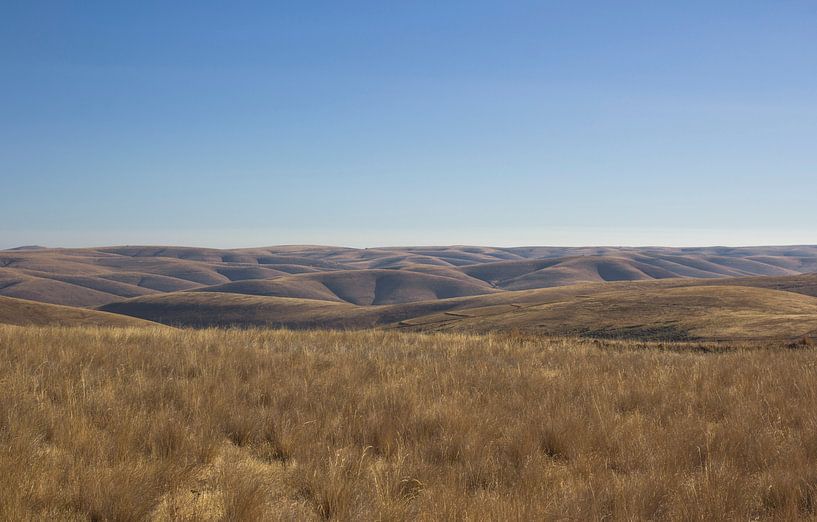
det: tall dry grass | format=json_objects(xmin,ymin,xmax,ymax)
[{"xmin": 1, "ymin": 325, "xmax": 816, "ymax": 520}]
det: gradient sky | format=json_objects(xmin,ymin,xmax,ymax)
[{"xmin": 2, "ymin": 1, "xmax": 816, "ymax": 249}]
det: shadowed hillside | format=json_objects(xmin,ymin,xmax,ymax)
[
  {"xmin": 192, "ymin": 269, "xmax": 498, "ymax": 305},
  {"xmin": 101, "ymin": 293, "xmax": 370, "ymax": 329}
]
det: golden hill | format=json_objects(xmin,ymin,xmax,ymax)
[{"xmin": 397, "ymin": 285, "xmax": 817, "ymax": 341}]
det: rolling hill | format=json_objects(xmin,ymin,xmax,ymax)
[
  {"xmin": 99, "ymin": 275, "xmax": 817, "ymax": 341},
  {"xmin": 0, "ymin": 296, "xmax": 160, "ymax": 327},
  {"xmin": 4, "ymin": 245, "xmax": 817, "ymax": 340},
  {"xmin": 3, "ymin": 245, "xmax": 817, "ymax": 307},
  {"xmin": 191, "ymin": 269, "xmax": 498, "ymax": 305},
  {"xmin": 100, "ymin": 292, "xmax": 370, "ymax": 329},
  {"xmin": 394, "ymin": 284, "xmax": 817, "ymax": 341}
]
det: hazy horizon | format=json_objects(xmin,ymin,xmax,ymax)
[
  {"xmin": 3, "ymin": 226, "xmax": 817, "ymax": 252},
  {"xmin": 3, "ymin": 2, "xmax": 815, "ymax": 247}
]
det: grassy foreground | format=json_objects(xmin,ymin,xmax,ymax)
[{"xmin": 2, "ymin": 327, "xmax": 816, "ymax": 520}]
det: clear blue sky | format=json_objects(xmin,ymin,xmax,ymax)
[{"xmin": 2, "ymin": 1, "xmax": 816, "ymax": 248}]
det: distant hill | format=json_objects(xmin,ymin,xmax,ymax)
[
  {"xmin": 2, "ymin": 245, "xmax": 817, "ymax": 307},
  {"xmin": 4, "ymin": 245, "xmax": 48, "ymax": 251},
  {"xmin": 191, "ymin": 269, "xmax": 498, "ymax": 305},
  {"xmin": 5, "ymin": 245, "xmax": 817, "ymax": 340}
]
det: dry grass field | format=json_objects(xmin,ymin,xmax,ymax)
[{"xmin": 2, "ymin": 326, "xmax": 817, "ymax": 520}]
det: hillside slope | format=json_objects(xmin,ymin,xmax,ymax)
[
  {"xmin": 698, "ymin": 273, "xmax": 817, "ymax": 298},
  {"xmin": 100, "ymin": 277, "xmax": 817, "ymax": 341},
  {"xmin": 397, "ymin": 285, "xmax": 817, "ymax": 341},
  {"xmin": 192, "ymin": 269, "xmax": 498, "ymax": 305},
  {"xmin": 0, "ymin": 296, "xmax": 160, "ymax": 327},
  {"xmin": 101, "ymin": 293, "xmax": 371, "ymax": 329}
]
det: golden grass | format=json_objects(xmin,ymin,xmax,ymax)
[{"xmin": 2, "ymin": 326, "xmax": 817, "ymax": 520}]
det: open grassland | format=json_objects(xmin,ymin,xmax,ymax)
[{"xmin": 2, "ymin": 327, "xmax": 817, "ymax": 520}]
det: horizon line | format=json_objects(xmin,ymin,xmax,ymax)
[{"xmin": 5, "ymin": 243, "xmax": 817, "ymax": 252}]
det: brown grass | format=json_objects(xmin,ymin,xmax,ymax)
[{"xmin": 1, "ymin": 326, "xmax": 817, "ymax": 520}]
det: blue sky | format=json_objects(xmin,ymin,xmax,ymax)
[{"xmin": 2, "ymin": 1, "xmax": 816, "ymax": 248}]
